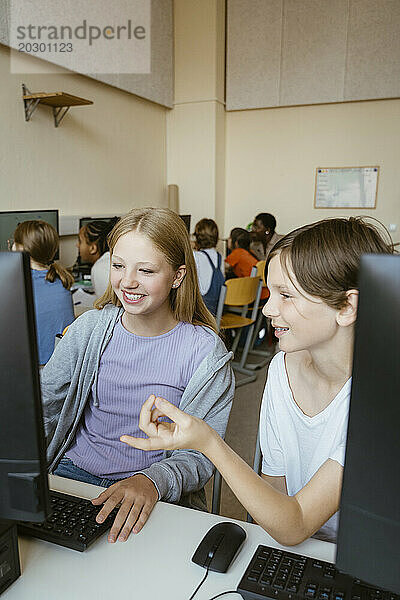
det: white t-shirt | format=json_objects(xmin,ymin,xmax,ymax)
[
  {"xmin": 193, "ymin": 248, "xmax": 225, "ymax": 295},
  {"xmin": 73, "ymin": 252, "xmax": 110, "ymax": 308},
  {"xmin": 260, "ymin": 351, "xmax": 351, "ymax": 542},
  {"xmin": 91, "ymin": 251, "xmax": 110, "ymax": 298}
]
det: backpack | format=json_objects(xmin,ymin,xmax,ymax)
[{"xmin": 199, "ymin": 250, "xmax": 225, "ymax": 316}]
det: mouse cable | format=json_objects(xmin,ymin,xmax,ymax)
[
  {"xmin": 188, "ymin": 568, "xmax": 242, "ymax": 600},
  {"xmin": 188, "ymin": 567, "xmax": 210, "ymax": 600},
  {"xmin": 208, "ymin": 591, "xmax": 241, "ymax": 599}
]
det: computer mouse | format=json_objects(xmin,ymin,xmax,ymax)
[{"xmin": 192, "ymin": 521, "xmax": 246, "ymax": 573}]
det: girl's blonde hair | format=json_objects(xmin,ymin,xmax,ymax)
[
  {"xmin": 94, "ymin": 207, "xmax": 218, "ymax": 333},
  {"xmin": 267, "ymin": 217, "xmax": 393, "ymax": 309},
  {"xmin": 13, "ymin": 220, "xmax": 74, "ymax": 290}
]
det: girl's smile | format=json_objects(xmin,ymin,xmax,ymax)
[
  {"xmin": 121, "ymin": 291, "xmax": 147, "ymax": 304},
  {"xmin": 110, "ymin": 230, "xmax": 186, "ymax": 336}
]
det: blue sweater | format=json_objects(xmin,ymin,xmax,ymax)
[{"xmin": 31, "ymin": 269, "xmax": 74, "ymax": 364}]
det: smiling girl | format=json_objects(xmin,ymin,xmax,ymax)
[
  {"xmin": 41, "ymin": 207, "xmax": 234, "ymax": 543},
  {"xmin": 121, "ymin": 217, "xmax": 393, "ymax": 545}
]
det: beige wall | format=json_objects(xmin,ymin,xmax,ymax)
[
  {"xmin": 0, "ymin": 44, "xmax": 167, "ymax": 266},
  {"xmin": 225, "ymin": 99, "xmax": 400, "ymax": 240},
  {"xmin": 170, "ymin": 2, "xmax": 400, "ymax": 249},
  {"xmin": 167, "ymin": 0, "xmax": 226, "ymax": 231}
]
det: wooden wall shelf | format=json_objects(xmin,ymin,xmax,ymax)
[{"xmin": 22, "ymin": 84, "xmax": 93, "ymax": 127}]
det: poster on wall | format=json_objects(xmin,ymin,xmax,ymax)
[{"xmin": 314, "ymin": 167, "xmax": 379, "ymax": 209}]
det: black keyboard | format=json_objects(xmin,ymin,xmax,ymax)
[
  {"xmin": 237, "ymin": 545, "xmax": 399, "ymax": 600},
  {"xmin": 17, "ymin": 490, "xmax": 116, "ymax": 552}
]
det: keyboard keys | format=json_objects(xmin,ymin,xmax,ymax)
[
  {"xmin": 305, "ymin": 583, "xmax": 318, "ymax": 598},
  {"xmin": 238, "ymin": 545, "xmax": 400, "ymax": 600},
  {"xmin": 318, "ymin": 586, "xmax": 332, "ymax": 600},
  {"xmin": 17, "ymin": 490, "xmax": 117, "ymax": 552}
]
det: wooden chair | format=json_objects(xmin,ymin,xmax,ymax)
[{"xmin": 215, "ymin": 275, "xmax": 263, "ymax": 387}]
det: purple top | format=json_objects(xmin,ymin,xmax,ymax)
[{"xmin": 66, "ymin": 319, "xmax": 214, "ymax": 479}]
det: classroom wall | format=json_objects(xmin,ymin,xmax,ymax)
[
  {"xmin": 224, "ymin": 99, "xmax": 400, "ymax": 239},
  {"xmin": 167, "ymin": 0, "xmax": 226, "ymax": 230},
  {"xmin": 169, "ymin": 2, "xmax": 400, "ymax": 248},
  {"xmin": 0, "ymin": 44, "xmax": 168, "ymax": 266},
  {"xmin": 0, "ymin": 0, "xmax": 174, "ymax": 108},
  {"xmin": 226, "ymin": 0, "xmax": 400, "ymax": 110}
]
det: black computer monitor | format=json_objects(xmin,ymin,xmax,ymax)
[
  {"xmin": 179, "ymin": 214, "xmax": 191, "ymax": 233},
  {"xmin": 336, "ymin": 254, "xmax": 400, "ymax": 594},
  {"xmin": 0, "ymin": 209, "xmax": 59, "ymax": 252},
  {"xmin": 0, "ymin": 251, "xmax": 50, "ymax": 523},
  {"xmin": 79, "ymin": 216, "xmax": 116, "ymax": 231}
]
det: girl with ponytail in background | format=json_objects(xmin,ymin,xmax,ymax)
[{"xmin": 12, "ymin": 220, "xmax": 74, "ymax": 365}]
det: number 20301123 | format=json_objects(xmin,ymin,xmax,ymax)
[{"xmin": 19, "ymin": 42, "xmax": 73, "ymax": 53}]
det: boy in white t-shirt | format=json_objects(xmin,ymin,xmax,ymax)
[
  {"xmin": 260, "ymin": 351, "xmax": 351, "ymax": 541},
  {"xmin": 120, "ymin": 217, "xmax": 393, "ymax": 545}
]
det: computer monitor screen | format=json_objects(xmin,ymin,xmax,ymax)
[
  {"xmin": 336, "ymin": 254, "xmax": 400, "ymax": 594},
  {"xmin": 0, "ymin": 251, "xmax": 50, "ymax": 523},
  {"xmin": 179, "ymin": 214, "xmax": 191, "ymax": 233},
  {"xmin": 79, "ymin": 216, "xmax": 117, "ymax": 231},
  {"xmin": 0, "ymin": 210, "xmax": 59, "ymax": 252}
]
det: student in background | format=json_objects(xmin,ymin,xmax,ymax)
[
  {"xmin": 250, "ymin": 212, "xmax": 283, "ymax": 261},
  {"xmin": 12, "ymin": 220, "xmax": 74, "ymax": 365},
  {"xmin": 75, "ymin": 217, "xmax": 120, "ymax": 306},
  {"xmin": 41, "ymin": 207, "xmax": 234, "ymax": 543},
  {"xmin": 225, "ymin": 228, "xmax": 269, "ymax": 312},
  {"xmin": 193, "ymin": 218, "xmax": 225, "ymax": 315},
  {"xmin": 121, "ymin": 217, "xmax": 393, "ymax": 546},
  {"xmin": 225, "ymin": 227, "xmax": 258, "ymax": 278}
]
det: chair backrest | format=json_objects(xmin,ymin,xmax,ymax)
[
  {"xmin": 256, "ymin": 260, "xmax": 266, "ymax": 283},
  {"xmin": 224, "ymin": 276, "xmax": 260, "ymax": 306}
]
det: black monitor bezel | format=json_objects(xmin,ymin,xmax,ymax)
[
  {"xmin": 78, "ymin": 216, "xmax": 116, "ymax": 231},
  {"xmin": 336, "ymin": 253, "xmax": 400, "ymax": 594},
  {"xmin": 0, "ymin": 251, "xmax": 50, "ymax": 523}
]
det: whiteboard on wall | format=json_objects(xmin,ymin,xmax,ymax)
[{"xmin": 314, "ymin": 167, "xmax": 379, "ymax": 209}]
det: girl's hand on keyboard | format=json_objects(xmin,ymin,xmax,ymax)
[{"xmin": 91, "ymin": 474, "xmax": 158, "ymax": 542}]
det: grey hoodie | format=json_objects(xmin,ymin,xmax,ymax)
[{"xmin": 41, "ymin": 305, "xmax": 234, "ymax": 511}]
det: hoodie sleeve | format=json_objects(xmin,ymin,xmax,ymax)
[
  {"xmin": 40, "ymin": 309, "xmax": 101, "ymax": 448},
  {"xmin": 137, "ymin": 343, "xmax": 235, "ymax": 503}
]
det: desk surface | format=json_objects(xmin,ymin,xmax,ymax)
[{"xmin": 5, "ymin": 475, "xmax": 336, "ymax": 600}]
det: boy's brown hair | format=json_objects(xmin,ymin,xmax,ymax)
[{"xmin": 267, "ymin": 217, "xmax": 393, "ymax": 309}]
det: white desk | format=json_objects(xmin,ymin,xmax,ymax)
[{"xmin": 5, "ymin": 475, "xmax": 336, "ymax": 600}]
